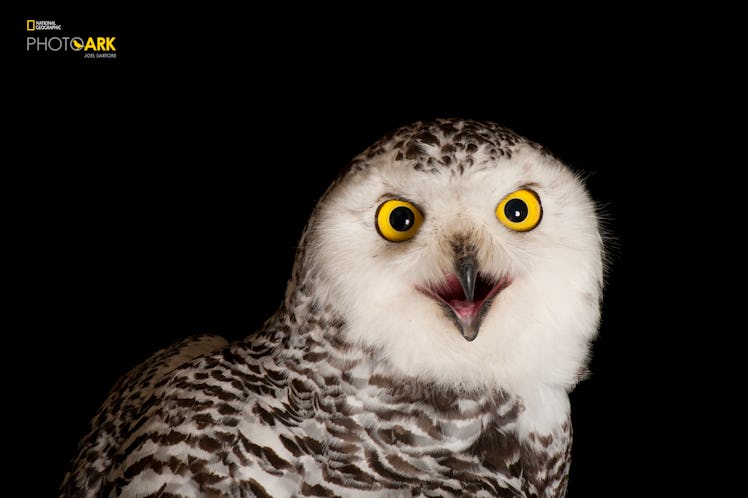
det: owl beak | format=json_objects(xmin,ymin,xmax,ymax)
[
  {"xmin": 416, "ymin": 252, "xmax": 511, "ymax": 342},
  {"xmin": 417, "ymin": 253, "xmax": 511, "ymax": 342},
  {"xmin": 456, "ymin": 255, "xmax": 477, "ymax": 303},
  {"xmin": 455, "ymin": 255, "xmax": 480, "ymax": 341}
]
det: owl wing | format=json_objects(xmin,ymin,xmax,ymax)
[{"xmin": 59, "ymin": 334, "xmax": 229, "ymax": 496}]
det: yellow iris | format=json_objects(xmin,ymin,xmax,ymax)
[
  {"xmin": 496, "ymin": 189, "xmax": 542, "ymax": 232},
  {"xmin": 375, "ymin": 199, "xmax": 423, "ymax": 242}
]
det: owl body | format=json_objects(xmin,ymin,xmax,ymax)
[{"xmin": 62, "ymin": 119, "xmax": 604, "ymax": 497}]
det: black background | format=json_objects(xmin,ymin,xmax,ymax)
[{"xmin": 12, "ymin": 8, "xmax": 729, "ymax": 497}]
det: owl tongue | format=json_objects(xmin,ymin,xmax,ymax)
[
  {"xmin": 440, "ymin": 274, "xmax": 491, "ymax": 317},
  {"xmin": 450, "ymin": 298, "xmax": 481, "ymax": 318},
  {"xmin": 418, "ymin": 270, "xmax": 510, "ymax": 341}
]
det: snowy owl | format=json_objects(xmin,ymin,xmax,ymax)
[{"xmin": 61, "ymin": 118, "xmax": 606, "ymax": 497}]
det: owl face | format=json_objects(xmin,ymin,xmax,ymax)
[{"xmin": 302, "ymin": 120, "xmax": 604, "ymax": 394}]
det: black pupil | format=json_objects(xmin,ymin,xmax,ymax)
[
  {"xmin": 390, "ymin": 206, "xmax": 415, "ymax": 232},
  {"xmin": 504, "ymin": 198, "xmax": 528, "ymax": 222}
]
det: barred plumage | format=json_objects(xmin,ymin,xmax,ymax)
[{"xmin": 62, "ymin": 119, "xmax": 605, "ymax": 497}]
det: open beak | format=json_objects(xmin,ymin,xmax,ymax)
[{"xmin": 418, "ymin": 255, "xmax": 511, "ymax": 341}]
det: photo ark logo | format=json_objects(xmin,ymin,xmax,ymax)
[{"xmin": 26, "ymin": 18, "xmax": 118, "ymax": 59}]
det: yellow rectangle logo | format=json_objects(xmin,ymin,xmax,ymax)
[{"xmin": 26, "ymin": 20, "xmax": 35, "ymax": 31}]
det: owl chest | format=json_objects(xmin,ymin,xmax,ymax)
[
  {"xmin": 231, "ymin": 350, "xmax": 553, "ymax": 496},
  {"xmin": 273, "ymin": 384, "xmax": 515, "ymax": 490},
  {"xmin": 247, "ymin": 346, "xmax": 528, "ymax": 492}
]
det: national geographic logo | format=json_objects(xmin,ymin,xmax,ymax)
[
  {"xmin": 27, "ymin": 20, "xmax": 61, "ymax": 31},
  {"xmin": 26, "ymin": 19, "xmax": 118, "ymax": 59}
]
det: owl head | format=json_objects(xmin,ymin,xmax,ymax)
[{"xmin": 290, "ymin": 119, "xmax": 605, "ymax": 397}]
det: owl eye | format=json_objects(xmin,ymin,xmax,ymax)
[
  {"xmin": 376, "ymin": 199, "xmax": 424, "ymax": 242},
  {"xmin": 496, "ymin": 188, "xmax": 542, "ymax": 232}
]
